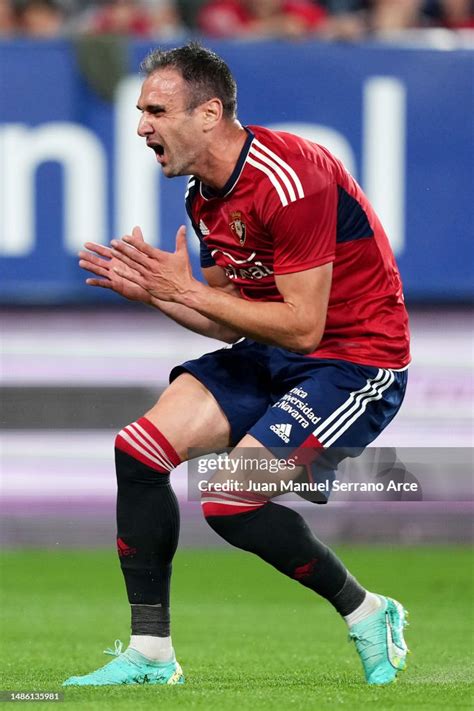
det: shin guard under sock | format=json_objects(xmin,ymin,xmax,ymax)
[
  {"xmin": 115, "ymin": 418, "xmax": 181, "ymax": 621},
  {"xmin": 205, "ymin": 500, "xmax": 365, "ymax": 615}
]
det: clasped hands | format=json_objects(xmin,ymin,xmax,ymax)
[{"xmin": 78, "ymin": 225, "xmax": 195, "ymax": 304}]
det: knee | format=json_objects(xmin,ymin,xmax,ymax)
[{"xmin": 115, "ymin": 417, "xmax": 181, "ymax": 477}]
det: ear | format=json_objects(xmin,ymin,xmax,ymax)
[{"xmin": 202, "ymin": 98, "xmax": 223, "ymax": 131}]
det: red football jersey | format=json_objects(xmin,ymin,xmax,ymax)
[{"xmin": 186, "ymin": 125, "xmax": 410, "ymax": 369}]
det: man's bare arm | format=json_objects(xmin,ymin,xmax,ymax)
[
  {"xmin": 181, "ymin": 265, "xmax": 332, "ymax": 353},
  {"xmin": 111, "ymin": 226, "xmax": 332, "ymax": 354}
]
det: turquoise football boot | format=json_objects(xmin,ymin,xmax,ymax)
[
  {"xmin": 349, "ymin": 596, "xmax": 409, "ymax": 685},
  {"xmin": 63, "ymin": 640, "xmax": 184, "ymax": 687}
]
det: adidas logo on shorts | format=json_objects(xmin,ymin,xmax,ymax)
[{"xmin": 270, "ymin": 423, "xmax": 292, "ymax": 443}]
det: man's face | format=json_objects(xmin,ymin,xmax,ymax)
[{"xmin": 137, "ymin": 69, "xmax": 204, "ymax": 178}]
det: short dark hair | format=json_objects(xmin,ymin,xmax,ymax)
[{"xmin": 140, "ymin": 42, "xmax": 237, "ymax": 119}]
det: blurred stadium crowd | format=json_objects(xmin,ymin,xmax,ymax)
[{"xmin": 0, "ymin": 0, "xmax": 472, "ymax": 41}]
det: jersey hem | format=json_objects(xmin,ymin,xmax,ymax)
[{"xmin": 307, "ymin": 351, "xmax": 411, "ymax": 370}]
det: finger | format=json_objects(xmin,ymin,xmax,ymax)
[
  {"xmin": 119, "ymin": 234, "xmax": 161, "ymax": 260},
  {"xmin": 175, "ymin": 225, "xmax": 187, "ymax": 253},
  {"xmin": 110, "ymin": 244, "xmax": 149, "ymax": 273},
  {"xmin": 83, "ymin": 242, "xmax": 112, "ymax": 258},
  {"xmin": 78, "ymin": 251, "xmax": 110, "ymax": 268},
  {"xmin": 113, "ymin": 262, "xmax": 146, "ymax": 287},
  {"xmin": 110, "ymin": 249, "xmax": 148, "ymax": 277},
  {"xmin": 79, "ymin": 259, "xmax": 110, "ymax": 278},
  {"xmin": 132, "ymin": 225, "xmax": 144, "ymax": 242},
  {"xmin": 85, "ymin": 278, "xmax": 112, "ymax": 289}
]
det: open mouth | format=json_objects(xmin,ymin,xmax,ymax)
[{"xmin": 149, "ymin": 143, "xmax": 164, "ymax": 157}]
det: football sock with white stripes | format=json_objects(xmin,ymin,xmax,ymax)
[
  {"xmin": 204, "ymin": 500, "xmax": 366, "ymax": 616},
  {"xmin": 114, "ymin": 417, "xmax": 181, "ymax": 653}
]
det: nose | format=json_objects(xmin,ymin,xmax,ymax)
[{"xmin": 137, "ymin": 114, "xmax": 153, "ymax": 137}]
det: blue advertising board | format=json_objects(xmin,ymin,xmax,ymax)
[{"xmin": 0, "ymin": 39, "xmax": 472, "ymax": 303}]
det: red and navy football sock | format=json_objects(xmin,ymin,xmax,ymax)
[
  {"xmin": 202, "ymin": 495, "xmax": 365, "ymax": 616},
  {"xmin": 115, "ymin": 417, "xmax": 181, "ymax": 638}
]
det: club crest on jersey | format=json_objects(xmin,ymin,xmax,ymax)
[{"xmin": 229, "ymin": 211, "xmax": 247, "ymax": 246}]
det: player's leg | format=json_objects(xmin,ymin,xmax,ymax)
[
  {"xmin": 202, "ymin": 433, "xmax": 368, "ymax": 620},
  {"xmin": 63, "ymin": 373, "xmax": 231, "ymax": 687},
  {"xmin": 64, "ymin": 339, "xmax": 273, "ymax": 687},
  {"xmin": 201, "ymin": 360, "xmax": 409, "ymax": 685},
  {"xmin": 115, "ymin": 374, "xmax": 230, "ymax": 653}
]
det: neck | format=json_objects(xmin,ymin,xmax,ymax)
[{"xmin": 195, "ymin": 121, "xmax": 248, "ymax": 190}]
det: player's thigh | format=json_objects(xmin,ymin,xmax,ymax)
[{"xmin": 144, "ymin": 373, "xmax": 231, "ymax": 460}]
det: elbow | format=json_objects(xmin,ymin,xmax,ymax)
[
  {"xmin": 223, "ymin": 333, "xmax": 241, "ymax": 344},
  {"xmin": 217, "ymin": 327, "xmax": 243, "ymax": 344},
  {"xmin": 290, "ymin": 328, "xmax": 323, "ymax": 355},
  {"xmin": 294, "ymin": 338, "xmax": 320, "ymax": 355}
]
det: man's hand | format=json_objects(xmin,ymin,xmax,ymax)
[
  {"xmin": 110, "ymin": 225, "xmax": 197, "ymax": 303},
  {"xmin": 79, "ymin": 226, "xmax": 152, "ymax": 303}
]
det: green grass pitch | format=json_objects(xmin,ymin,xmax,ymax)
[{"xmin": 1, "ymin": 546, "xmax": 473, "ymax": 709}]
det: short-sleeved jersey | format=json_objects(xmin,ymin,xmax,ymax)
[{"xmin": 185, "ymin": 126, "xmax": 410, "ymax": 369}]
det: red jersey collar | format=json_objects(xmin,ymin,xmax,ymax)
[{"xmin": 199, "ymin": 127, "xmax": 254, "ymax": 201}]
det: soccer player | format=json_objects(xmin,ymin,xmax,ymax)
[{"xmin": 63, "ymin": 42, "xmax": 410, "ymax": 688}]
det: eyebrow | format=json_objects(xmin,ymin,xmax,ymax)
[{"xmin": 136, "ymin": 104, "xmax": 166, "ymax": 113}]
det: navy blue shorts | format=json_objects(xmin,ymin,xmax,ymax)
[{"xmin": 170, "ymin": 338, "xmax": 407, "ymax": 456}]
